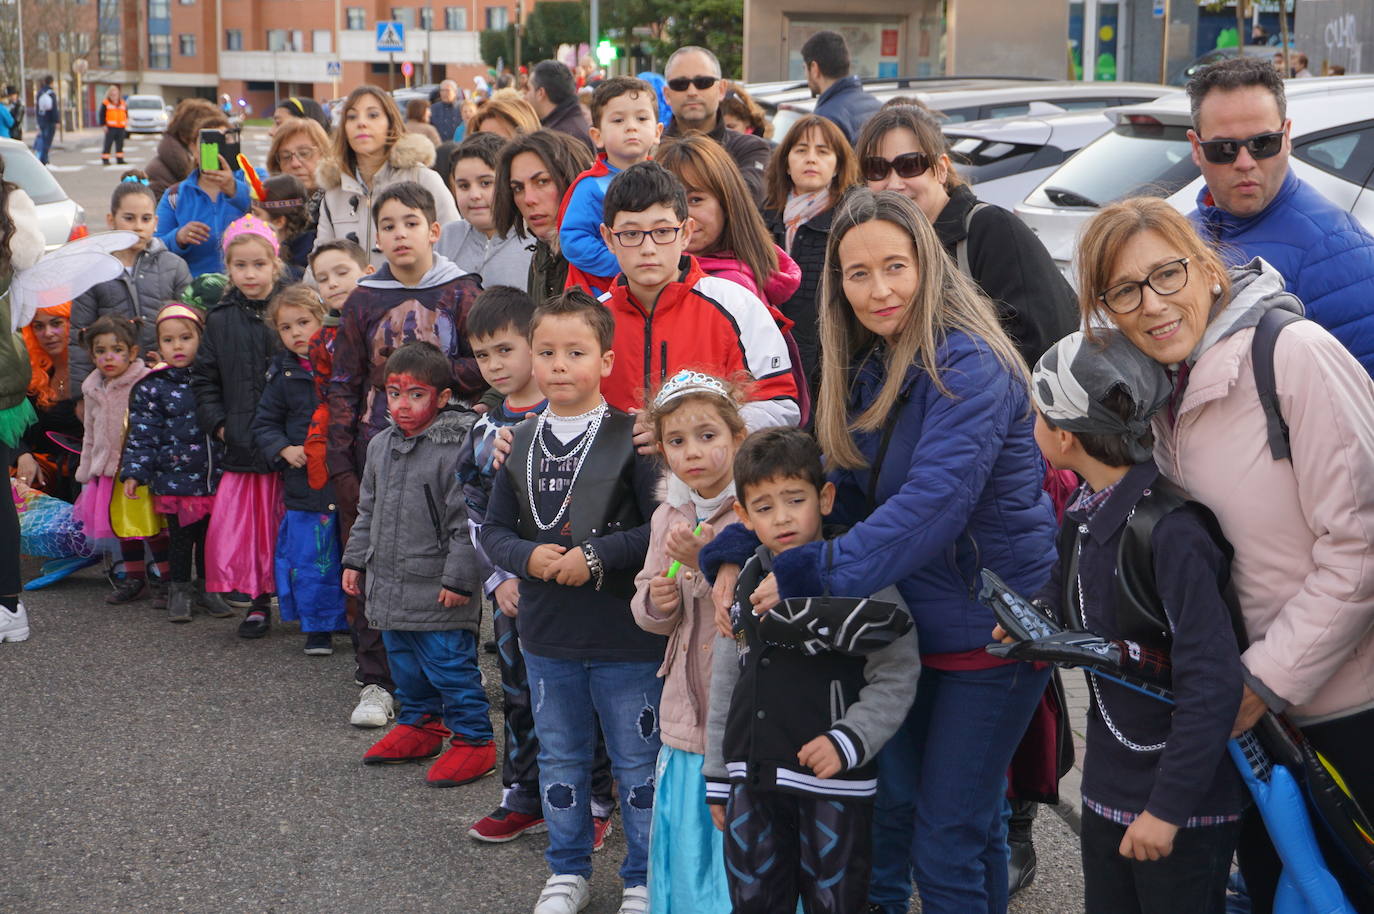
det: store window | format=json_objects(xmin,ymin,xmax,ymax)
[{"xmin": 785, "ymin": 19, "xmax": 910, "ymax": 79}]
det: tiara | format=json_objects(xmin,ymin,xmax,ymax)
[{"xmin": 653, "ymin": 370, "xmax": 730, "ymax": 408}]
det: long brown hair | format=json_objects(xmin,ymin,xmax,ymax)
[
  {"xmin": 331, "ymin": 86, "xmax": 406, "ymax": 174},
  {"xmin": 852, "ymin": 105, "xmax": 963, "ymax": 193},
  {"xmin": 1075, "ymin": 197, "xmax": 1231, "ymax": 333},
  {"xmin": 657, "ymin": 133, "xmax": 778, "ymax": 289},
  {"xmin": 764, "ymin": 114, "xmax": 859, "ymax": 211},
  {"xmin": 816, "ymin": 188, "xmax": 1025, "ymax": 468},
  {"xmin": 492, "ymin": 130, "xmax": 594, "ymax": 239}
]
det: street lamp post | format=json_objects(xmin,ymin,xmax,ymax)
[{"xmin": 16, "ymin": 0, "xmax": 27, "ymax": 131}]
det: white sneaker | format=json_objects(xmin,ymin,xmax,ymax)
[
  {"xmin": 617, "ymin": 885, "xmax": 649, "ymax": 914},
  {"xmin": 0, "ymin": 602, "xmax": 30, "ymax": 643},
  {"xmin": 532, "ymin": 874, "xmax": 590, "ymax": 914},
  {"xmin": 349, "ymin": 684, "xmax": 395, "ymax": 728}
]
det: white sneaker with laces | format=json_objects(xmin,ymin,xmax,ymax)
[
  {"xmin": 349, "ymin": 684, "xmax": 395, "ymax": 728},
  {"xmin": 532, "ymin": 874, "xmax": 589, "ymax": 914},
  {"xmin": 616, "ymin": 885, "xmax": 649, "ymax": 914},
  {"xmin": 0, "ymin": 602, "xmax": 30, "ymax": 643}
]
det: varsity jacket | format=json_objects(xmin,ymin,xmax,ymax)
[
  {"xmin": 703, "ymin": 539, "xmax": 920, "ymax": 803},
  {"xmin": 556, "ymin": 154, "xmax": 621, "ymax": 293},
  {"xmin": 598, "ymin": 255, "xmax": 800, "ymax": 429}
]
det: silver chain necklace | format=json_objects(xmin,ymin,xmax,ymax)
[{"xmin": 526, "ymin": 402, "xmax": 608, "ymax": 531}]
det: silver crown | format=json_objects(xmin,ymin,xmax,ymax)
[{"xmin": 653, "ymin": 370, "xmax": 731, "ymax": 408}]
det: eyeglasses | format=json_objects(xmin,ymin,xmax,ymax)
[
  {"xmin": 609, "ymin": 225, "xmax": 684, "ymax": 247},
  {"xmin": 861, "ymin": 152, "xmax": 931, "ymax": 183},
  {"xmin": 279, "ymin": 147, "xmax": 319, "ymax": 165},
  {"xmin": 666, "ymin": 75, "xmax": 719, "ymax": 92},
  {"xmin": 1097, "ymin": 258, "xmax": 1190, "ymax": 314},
  {"xmin": 1197, "ymin": 130, "xmax": 1284, "ymax": 164}
]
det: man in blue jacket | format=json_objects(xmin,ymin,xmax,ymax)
[
  {"xmin": 1187, "ymin": 56, "xmax": 1374, "ymax": 377},
  {"xmin": 802, "ymin": 31, "xmax": 880, "ymax": 145}
]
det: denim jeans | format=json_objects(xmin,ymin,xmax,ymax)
[
  {"xmin": 868, "ymin": 661, "xmax": 1051, "ymax": 914},
  {"xmin": 380, "ymin": 628, "xmax": 492, "ymax": 741},
  {"xmin": 34, "ymin": 121, "xmax": 56, "ymax": 163},
  {"xmin": 1082, "ymin": 808, "xmax": 1239, "ymax": 913},
  {"xmin": 523, "ymin": 650, "xmax": 663, "ymax": 887}
]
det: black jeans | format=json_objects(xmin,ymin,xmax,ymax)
[
  {"xmin": 101, "ymin": 127, "xmax": 125, "ymax": 160},
  {"xmin": 0, "ymin": 442, "xmax": 20, "ymax": 601},
  {"xmin": 167, "ymin": 515, "xmax": 208, "ymax": 583},
  {"xmin": 1082, "ymin": 807, "xmax": 1238, "ymax": 914}
]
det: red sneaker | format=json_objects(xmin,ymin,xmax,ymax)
[
  {"xmin": 362, "ymin": 718, "xmax": 450, "ymax": 765},
  {"xmin": 427, "ymin": 737, "xmax": 497, "ymax": 787},
  {"xmin": 467, "ymin": 806, "xmax": 547, "ymax": 843},
  {"xmin": 592, "ymin": 814, "xmax": 613, "ymax": 852}
]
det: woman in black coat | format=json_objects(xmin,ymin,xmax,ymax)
[{"xmin": 762, "ymin": 114, "xmax": 860, "ymax": 403}]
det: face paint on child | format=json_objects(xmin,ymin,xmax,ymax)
[
  {"xmin": 385, "ymin": 373, "xmax": 450, "ymax": 436},
  {"xmin": 91, "ymin": 333, "xmax": 133, "ymax": 378}
]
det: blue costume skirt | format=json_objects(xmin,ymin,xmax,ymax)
[
  {"xmin": 648, "ymin": 745, "xmax": 732, "ymax": 914},
  {"xmin": 273, "ymin": 509, "xmax": 346, "ymax": 632}
]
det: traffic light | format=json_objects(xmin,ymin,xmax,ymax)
[{"xmin": 596, "ymin": 39, "xmax": 616, "ymax": 67}]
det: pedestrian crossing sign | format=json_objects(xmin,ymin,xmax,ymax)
[{"xmin": 376, "ymin": 21, "xmax": 405, "ymax": 52}]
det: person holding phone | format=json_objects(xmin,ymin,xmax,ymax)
[{"xmin": 155, "ymin": 140, "xmax": 252, "ymax": 277}]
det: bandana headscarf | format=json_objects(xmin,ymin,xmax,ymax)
[{"xmin": 1031, "ymin": 330, "xmax": 1172, "ymax": 464}]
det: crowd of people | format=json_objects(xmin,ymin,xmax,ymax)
[{"xmin": 2, "ymin": 35, "xmax": 1374, "ymax": 914}]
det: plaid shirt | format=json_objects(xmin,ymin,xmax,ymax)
[{"xmin": 1083, "ymin": 796, "xmax": 1241, "ymax": 829}]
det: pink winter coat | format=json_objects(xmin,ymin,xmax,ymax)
[
  {"xmin": 76, "ymin": 358, "xmax": 151, "ymax": 482},
  {"xmin": 631, "ymin": 483, "xmax": 738, "ymax": 755},
  {"xmin": 695, "ymin": 245, "xmax": 802, "ymax": 308},
  {"xmin": 1152, "ymin": 274, "xmax": 1374, "ymax": 722}
]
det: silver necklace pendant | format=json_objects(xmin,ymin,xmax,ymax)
[{"xmin": 526, "ymin": 403, "xmax": 608, "ymax": 532}]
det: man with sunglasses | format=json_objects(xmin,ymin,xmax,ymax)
[
  {"xmin": 1188, "ymin": 56, "xmax": 1374, "ymax": 376},
  {"xmin": 801, "ymin": 30, "xmax": 880, "ymax": 144},
  {"xmin": 662, "ymin": 46, "xmax": 771, "ymax": 207}
]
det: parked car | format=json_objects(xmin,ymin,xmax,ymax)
[
  {"xmin": 1013, "ymin": 77, "xmax": 1374, "ymax": 276},
  {"xmin": 125, "ymin": 95, "xmax": 170, "ymax": 133},
  {"xmin": 1171, "ymin": 44, "xmax": 1279, "ymax": 85},
  {"xmin": 0, "ymin": 138, "xmax": 86, "ymax": 249},
  {"xmin": 769, "ymin": 78, "xmax": 1168, "ymax": 142}
]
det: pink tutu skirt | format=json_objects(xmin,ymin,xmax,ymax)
[
  {"xmin": 71, "ymin": 475, "xmax": 117, "ymax": 542},
  {"xmin": 205, "ymin": 471, "xmax": 284, "ymax": 597},
  {"xmin": 153, "ymin": 494, "xmax": 216, "ymax": 526}
]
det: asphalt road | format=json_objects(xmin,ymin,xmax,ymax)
[{"xmin": 4, "ymin": 135, "xmax": 1088, "ymax": 913}]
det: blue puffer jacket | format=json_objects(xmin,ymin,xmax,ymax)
[
  {"xmin": 812, "ymin": 76, "xmax": 882, "ymax": 144},
  {"xmin": 772, "ymin": 333, "xmax": 1056, "ymax": 654},
  {"xmin": 1193, "ymin": 171, "xmax": 1374, "ymax": 377},
  {"xmin": 121, "ymin": 364, "xmax": 222, "ymax": 496},
  {"xmin": 252, "ymin": 350, "xmax": 335, "ymax": 513}
]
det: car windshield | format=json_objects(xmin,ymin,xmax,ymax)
[
  {"xmin": 128, "ymin": 98, "xmax": 163, "ymax": 110},
  {"xmin": 1024, "ymin": 121, "xmax": 1198, "ymax": 209},
  {"xmin": 0, "ymin": 147, "xmax": 67, "ymax": 204}
]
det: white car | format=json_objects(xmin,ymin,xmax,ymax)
[
  {"xmin": 0, "ymin": 138, "xmax": 87, "ymax": 250},
  {"xmin": 1014, "ymin": 76, "xmax": 1374, "ymax": 276},
  {"xmin": 125, "ymin": 95, "xmax": 170, "ymax": 133}
]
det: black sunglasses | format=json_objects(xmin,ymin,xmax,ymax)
[
  {"xmin": 666, "ymin": 75, "xmax": 719, "ymax": 92},
  {"xmin": 861, "ymin": 152, "xmax": 931, "ymax": 183},
  {"xmin": 1197, "ymin": 130, "xmax": 1284, "ymax": 164}
]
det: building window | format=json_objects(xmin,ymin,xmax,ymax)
[
  {"xmin": 149, "ymin": 33, "xmax": 171, "ymax": 68},
  {"xmin": 179, "ymin": 33, "xmax": 195, "ymax": 55},
  {"xmin": 148, "ymin": 0, "xmax": 169, "ymax": 19},
  {"xmin": 267, "ymin": 28, "xmax": 289, "ymax": 51},
  {"xmin": 97, "ymin": 0, "xmax": 117, "ymax": 19},
  {"xmin": 444, "ymin": 6, "xmax": 465, "ymax": 30},
  {"xmin": 36, "ymin": 32, "xmax": 49, "ymax": 52},
  {"xmin": 345, "ymin": 7, "xmax": 364, "ymax": 29},
  {"xmin": 312, "ymin": 29, "xmax": 331, "ymax": 53},
  {"xmin": 418, "ymin": 6, "xmax": 432, "ymax": 29},
  {"xmin": 389, "ymin": 7, "xmax": 413, "ymax": 28},
  {"xmin": 99, "ymin": 32, "xmax": 121, "ymax": 67},
  {"xmin": 485, "ymin": 6, "xmax": 507, "ymax": 30},
  {"xmin": 179, "ymin": 0, "xmax": 194, "ymax": 5},
  {"xmin": 77, "ymin": 34, "xmax": 91, "ymax": 53},
  {"xmin": 225, "ymin": 28, "xmax": 243, "ymax": 50}
]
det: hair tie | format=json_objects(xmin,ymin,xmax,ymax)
[
  {"xmin": 289, "ymin": 97, "xmax": 305, "ymax": 115},
  {"xmin": 122, "ymin": 175, "xmax": 149, "ymax": 185}
]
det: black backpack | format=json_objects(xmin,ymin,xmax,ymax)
[{"xmin": 1252, "ymin": 308, "xmax": 1305, "ymax": 461}]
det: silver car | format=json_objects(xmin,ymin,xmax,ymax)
[
  {"xmin": 126, "ymin": 95, "xmax": 170, "ymax": 134},
  {"xmin": 0, "ymin": 137, "xmax": 87, "ymax": 250},
  {"xmin": 1013, "ymin": 76, "xmax": 1374, "ymax": 276}
]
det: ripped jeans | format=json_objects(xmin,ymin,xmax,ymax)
[{"xmin": 523, "ymin": 650, "xmax": 664, "ymax": 886}]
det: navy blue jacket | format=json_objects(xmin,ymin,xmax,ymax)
[
  {"xmin": 812, "ymin": 76, "xmax": 881, "ymax": 144},
  {"xmin": 191, "ymin": 283, "xmax": 282, "ymax": 473},
  {"xmin": 252, "ymin": 349, "xmax": 335, "ymax": 513},
  {"xmin": 1193, "ymin": 170, "xmax": 1374, "ymax": 377},
  {"xmin": 1035, "ymin": 461, "xmax": 1245, "ymax": 825},
  {"xmin": 121, "ymin": 364, "xmax": 222, "ymax": 496},
  {"xmin": 766, "ymin": 334, "xmax": 1056, "ymax": 654}
]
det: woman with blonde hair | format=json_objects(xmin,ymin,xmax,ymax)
[
  {"xmin": 470, "ymin": 92, "xmax": 540, "ymax": 140},
  {"xmin": 267, "ymin": 117, "xmax": 332, "ymax": 227},
  {"xmin": 314, "ymin": 85, "xmax": 459, "ymax": 268}
]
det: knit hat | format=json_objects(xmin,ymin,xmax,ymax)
[
  {"xmin": 221, "ymin": 214, "xmax": 279, "ymax": 255},
  {"xmin": 1031, "ymin": 330, "xmax": 1173, "ymax": 464}
]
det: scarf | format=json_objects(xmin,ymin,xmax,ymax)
[{"xmin": 783, "ymin": 189, "xmax": 830, "ymax": 251}]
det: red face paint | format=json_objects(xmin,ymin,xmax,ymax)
[{"xmin": 385, "ymin": 373, "xmax": 442, "ymax": 436}]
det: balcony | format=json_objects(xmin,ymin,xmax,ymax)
[{"xmin": 219, "ymin": 31, "xmax": 479, "ymax": 81}]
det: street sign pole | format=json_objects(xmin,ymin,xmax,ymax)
[{"xmin": 390, "ymin": 52, "xmax": 396, "ymax": 89}]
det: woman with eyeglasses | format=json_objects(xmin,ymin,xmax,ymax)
[
  {"xmin": 1076, "ymin": 197, "xmax": 1374, "ymax": 914},
  {"xmin": 853, "ymin": 105, "xmax": 1077, "ymax": 368},
  {"xmin": 267, "ymin": 118, "xmax": 333, "ymax": 234}
]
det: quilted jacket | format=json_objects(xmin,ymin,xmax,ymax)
[{"xmin": 121, "ymin": 363, "xmax": 221, "ymax": 495}]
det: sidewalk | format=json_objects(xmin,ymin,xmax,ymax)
[{"xmin": 1056, "ymin": 669, "xmax": 1090, "ymax": 831}]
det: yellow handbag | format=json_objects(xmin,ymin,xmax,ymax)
[{"xmin": 109, "ymin": 415, "xmax": 165, "ymax": 539}]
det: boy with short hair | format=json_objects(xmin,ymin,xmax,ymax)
[
  {"xmin": 598, "ymin": 162, "xmax": 800, "ymax": 442},
  {"xmin": 1022, "ymin": 330, "xmax": 1245, "ymax": 913},
  {"xmin": 699, "ymin": 427, "xmax": 919, "ymax": 914},
  {"xmin": 310, "ymin": 238, "xmax": 373, "ymax": 315},
  {"xmin": 558, "ymin": 76, "xmax": 663, "ymax": 294},
  {"xmin": 341, "ymin": 341, "xmax": 494, "ymax": 786},
  {"xmin": 327, "ymin": 181, "xmax": 486, "ymax": 729},
  {"xmin": 479, "ymin": 289, "xmax": 664, "ymax": 914}
]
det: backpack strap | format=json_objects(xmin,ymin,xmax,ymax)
[
  {"xmin": 1251, "ymin": 309, "xmax": 1304, "ymax": 462},
  {"xmin": 955, "ymin": 202, "xmax": 989, "ymax": 277}
]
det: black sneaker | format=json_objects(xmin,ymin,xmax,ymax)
[
  {"xmin": 105, "ymin": 576, "xmax": 148, "ymax": 604},
  {"xmin": 237, "ymin": 609, "xmax": 271, "ymax": 639},
  {"xmin": 224, "ymin": 590, "xmax": 253, "ymax": 609},
  {"xmin": 303, "ymin": 632, "xmax": 334, "ymax": 656}
]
